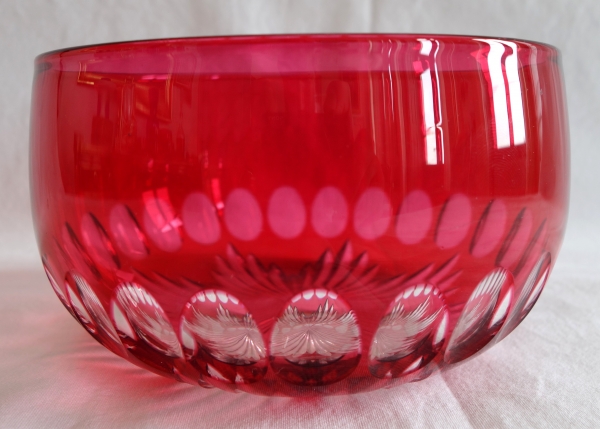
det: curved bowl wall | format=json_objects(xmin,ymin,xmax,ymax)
[{"xmin": 30, "ymin": 34, "xmax": 569, "ymax": 396}]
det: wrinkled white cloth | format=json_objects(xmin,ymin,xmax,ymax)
[{"xmin": 1, "ymin": 0, "xmax": 600, "ymax": 427}]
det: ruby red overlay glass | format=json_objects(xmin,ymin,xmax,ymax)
[{"xmin": 30, "ymin": 35, "xmax": 569, "ymax": 396}]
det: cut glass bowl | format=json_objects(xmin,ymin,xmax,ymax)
[{"xmin": 30, "ymin": 34, "xmax": 569, "ymax": 396}]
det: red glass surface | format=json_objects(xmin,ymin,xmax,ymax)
[{"xmin": 30, "ymin": 35, "xmax": 569, "ymax": 396}]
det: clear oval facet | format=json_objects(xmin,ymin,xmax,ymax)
[
  {"xmin": 114, "ymin": 282, "xmax": 182, "ymax": 358},
  {"xmin": 270, "ymin": 289, "xmax": 361, "ymax": 385},
  {"xmin": 445, "ymin": 268, "xmax": 514, "ymax": 363},
  {"xmin": 65, "ymin": 271, "xmax": 124, "ymax": 355},
  {"xmin": 499, "ymin": 252, "xmax": 552, "ymax": 338},
  {"xmin": 369, "ymin": 284, "xmax": 448, "ymax": 378},
  {"xmin": 181, "ymin": 289, "xmax": 267, "ymax": 384}
]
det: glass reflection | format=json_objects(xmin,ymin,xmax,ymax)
[
  {"xmin": 416, "ymin": 39, "xmax": 444, "ymax": 165},
  {"xmin": 525, "ymin": 43, "xmax": 543, "ymax": 143},
  {"xmin": 502, "ymin": 40, "xmax": 526, "ymax": 146},
  {"xmin": 474, "ymin": 39, "xmax": 527, "ymax": 149}
]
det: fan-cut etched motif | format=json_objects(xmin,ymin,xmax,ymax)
[
  {"xmin": 445, "ymin": 268, "xmax": 513, "ymax": 363},
  {"xmin": 185, "ymin": 305, "xmax": 265, "ymax": 364},
  {"xmin": 213, "ymin": 241, "xmax": 383, "ymax": 300},
  {"xmin": 212, "ymin": 241, "xmax": 462, "ymax": 386},
  {"xmin": 369, "ymin": 284, "xmax": 448, "ymax": 378},
  {"xmin": 214, "ymin": 241, "xmax": 462, "ymax": 306},
  {"xmin": 181, "ymin": 290, "xmax": 268, "ymax": 384},
  {"xmin": 371, "ymin": 286, "xmax": 443, "ymax": 361},
  {"xmin": 65, "ymin": 271, "xmax": 124, "ymax": 355},
  {"xmin": 272, "ymin": 297, "xmax": 360, "ymax": 365},
  {"xmin": 371, "ymin": 297, "xmax": 439, "ymax": 361},
  {"xmin": 270, "ymin": 289, "xmax": 361, "ymax": 385},
  {"xmin": 115, "ymin": 282, "xmax": 182, "ymax": 358}
]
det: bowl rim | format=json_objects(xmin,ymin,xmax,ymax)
[{"xmin": 35, "ymin": 33, "xmax": 560, "ymax": 64}]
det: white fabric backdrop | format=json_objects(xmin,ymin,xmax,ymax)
[{"xmin": 1, "ymin": 1, "xmax": 599, "ymax": 427}]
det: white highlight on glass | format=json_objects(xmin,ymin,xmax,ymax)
[
  {"xmin": 417, "ymin": 38, "xmax": 444, "ymax": 165},
  {"xmin": 501, "ymin": 40, "xmax": 526, "ymax": 145},
  {"xmin": 525, "ymin": 43, "xmax": 543, "ymax": 142},
  {"xmin": 475, "ymin": 39, "xmax": 527, "ymax": 148},
  {"xmin": 479, "ymin": 39, "xmax": 511, "ymax": 149}
]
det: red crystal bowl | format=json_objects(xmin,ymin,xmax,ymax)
[{"xmin": 30, "ymin": 34, "xmax": 569, "ymax": 396}]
